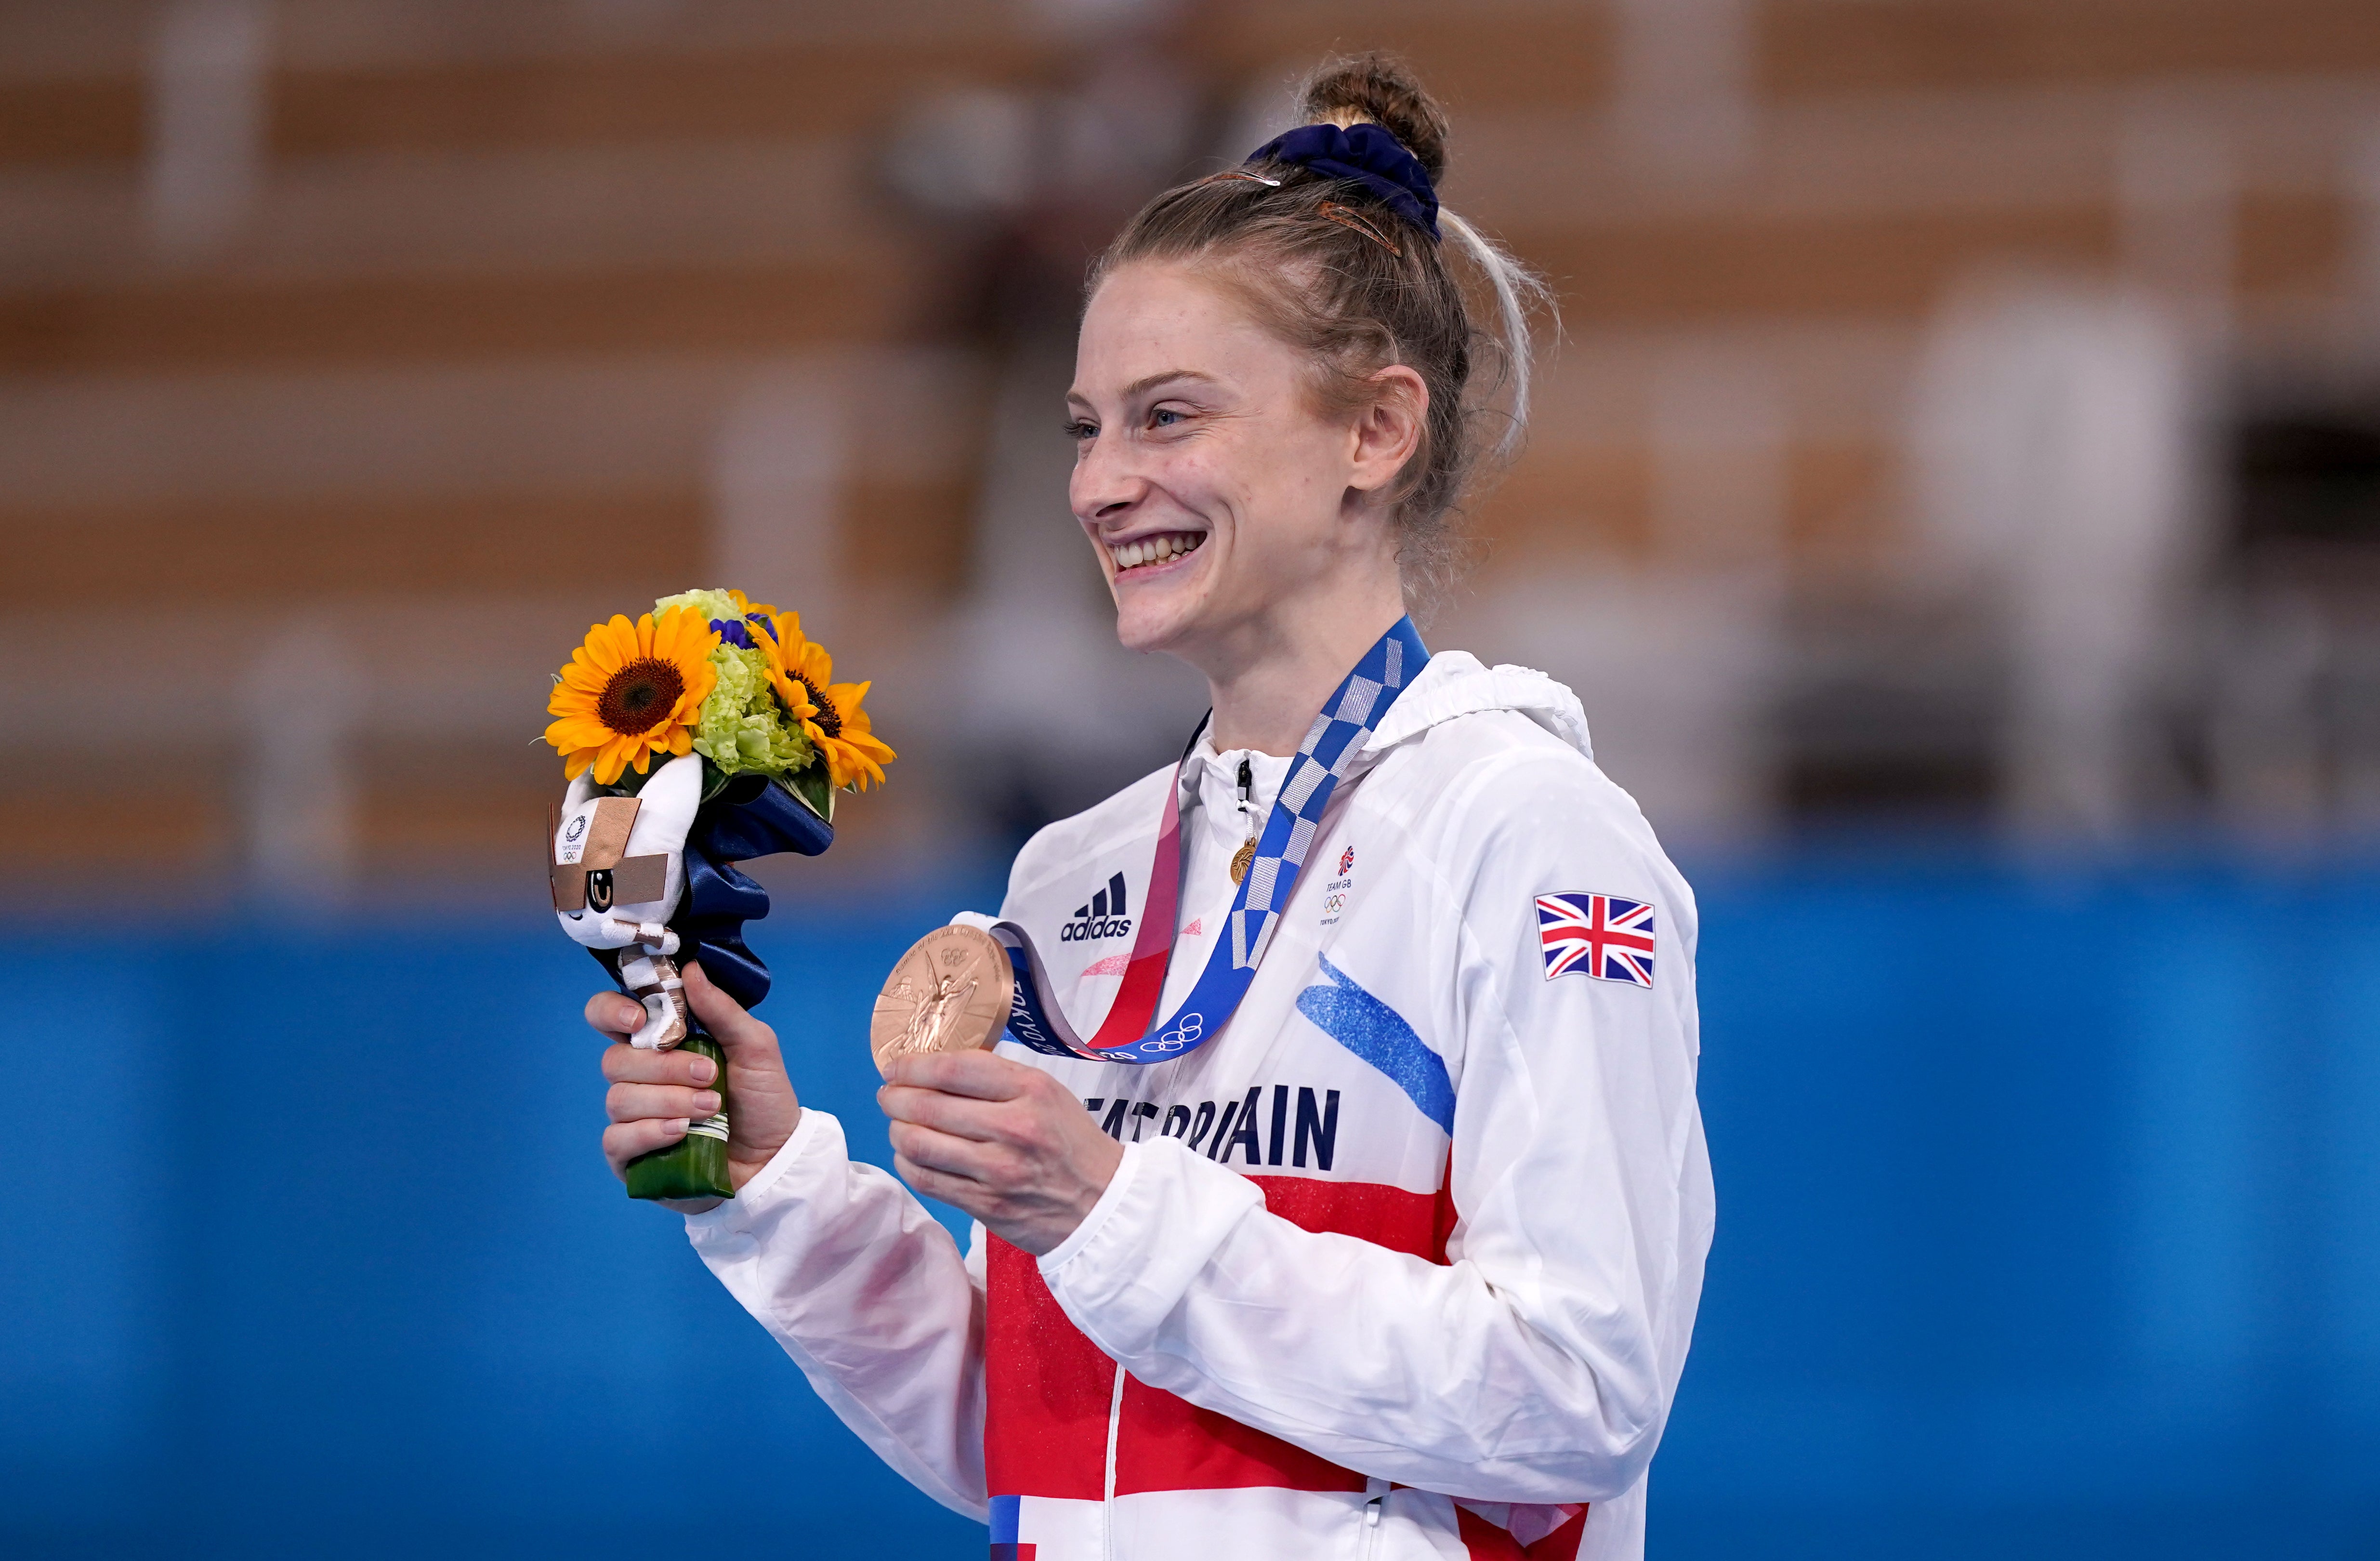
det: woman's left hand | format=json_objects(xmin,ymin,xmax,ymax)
[{"xmin": 879, "ymin": 1051, "xmax": 1123, "ymax": 1256}]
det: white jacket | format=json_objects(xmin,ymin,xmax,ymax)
[{"xmin": 686, "ymin": 651, "xmax": 1714, "ymax": 1560}]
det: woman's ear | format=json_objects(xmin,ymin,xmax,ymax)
[{"xmin": 1345, "ymin": 365, "xmax": 1430, "ymax": 497}]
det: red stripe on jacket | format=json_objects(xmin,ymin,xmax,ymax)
[{"xmin": 985, "ymin": 1171, "xmax": 1448, "ymax": 1503}]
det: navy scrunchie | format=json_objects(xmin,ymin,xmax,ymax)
[{"xmin": 1247, "ymin": 122, "xmax": 1440, "ymax": 241}]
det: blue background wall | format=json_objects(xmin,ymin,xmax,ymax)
[{"xmin": 6, "ymin": 861, "xmax": 2376, "ymax": 1557}]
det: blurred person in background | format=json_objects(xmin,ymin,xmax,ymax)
[
  {"xmin": 883, "ymin": 0, "xmax": 1221, "ymax": 834},
  {"xmin": 587, "ymin": 55, "xmax": 1711, "ymax": 1561}
]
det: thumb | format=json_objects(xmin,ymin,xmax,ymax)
[{"xmin": 682, "ymin": 960, "xmax": 779, "ymax": 1064}]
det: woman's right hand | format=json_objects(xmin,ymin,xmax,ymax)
[{"xmin": 589, "ymin": 960, "xmax": 802, "ymax": 1212}]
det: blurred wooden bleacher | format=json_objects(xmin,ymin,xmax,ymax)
[{"xmin": 4, "ymin": 0, "xmax": 2378, "ymax": 893}]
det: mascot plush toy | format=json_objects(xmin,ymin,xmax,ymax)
[{"xmin": 547, "ymin": 755, "xmax": 835, "ymax": 1196}]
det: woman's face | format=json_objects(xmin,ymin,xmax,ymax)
[{"xmin": 1067, "ymin": 261, "xmax": 1403, "ymax": 663}]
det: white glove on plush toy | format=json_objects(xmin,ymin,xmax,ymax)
[{"xmin": 548, "ymin": 753, "xmax": 704, "ymax": 1049}]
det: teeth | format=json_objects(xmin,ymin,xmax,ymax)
[{"xmin": 1114, "ymin": 533, "xmax": 1202, "ymax": 570}]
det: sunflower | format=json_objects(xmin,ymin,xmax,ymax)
[
  {"xmin": 545, "ymin": 607, "xmax": 719, "ymax": 785},
  {"xmin": 727, "ymin": 588, "xmax": 779, "ymax": 623},
  {"xmin": 754, "ymin": 628, "xmax": 820, "ymax": 730},
  {"xmin": 755, "ymin": 611, "xmax": 896, "ymax": 790}
]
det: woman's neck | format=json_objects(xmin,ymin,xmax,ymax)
[{"xmin": 1200, "ymin": 590, "xmax": 1408, "ymax": 756}]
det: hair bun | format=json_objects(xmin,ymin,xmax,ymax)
[{"xmin": 1295, "ymin": 53, "xmax": 1450, "ymax": 185}]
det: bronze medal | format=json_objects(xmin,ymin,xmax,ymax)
[
  {"xmin": 871, "ymin": 924, "xmax": 1016, "ymax": 1078},
  {"xmin": 1229, "ymin": 837, "xmax": 1256, "ymax": 886}
]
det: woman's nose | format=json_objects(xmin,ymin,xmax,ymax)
[{"xmin": 1069, "ymin": 435, "xmax": 1145, "ymax": 524}]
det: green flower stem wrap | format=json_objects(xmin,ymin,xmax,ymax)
[{"xmin": 624, "ymin": 1030, "xmax": 732, "ymax": 1202}]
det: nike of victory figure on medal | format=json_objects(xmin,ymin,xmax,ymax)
[{"xmin": 870, "ymin": 924, "xmax": 1015, "ymax": 1077}]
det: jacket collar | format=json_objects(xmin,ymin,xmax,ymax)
[
  {"xmin": 1360, "ymin": 649, "xmax": 1593, "ymax": 762},
  {"xmin": 1172, "ymin": 648, "xmax": 1592, "ymax": 801}
]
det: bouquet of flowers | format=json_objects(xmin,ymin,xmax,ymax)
[{"xmin": 543, "ymin": 588, "xmax": 894, "ymax": 1201}]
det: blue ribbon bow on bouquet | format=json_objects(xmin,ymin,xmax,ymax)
[{"xmin": 668, "ymin": 776, "xmax": 833, "ymax": 1009}]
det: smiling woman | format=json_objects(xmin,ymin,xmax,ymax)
[{"xmin": 587, "ymin": 51, "xmax": 1712, "ymax": 1561}]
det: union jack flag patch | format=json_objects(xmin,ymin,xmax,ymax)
[{"xmin": 1536, "ymin": 892, "xmax": 1656, "ymax": 986}]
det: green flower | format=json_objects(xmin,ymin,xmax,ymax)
[
  {"xmin": 689, "ymin": 641, "xmax": 815, "ymax": 780},
  {"xmin": 653, "ymin": 587, "xmax": 750, "ymax": 628}
]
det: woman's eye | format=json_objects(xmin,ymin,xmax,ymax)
[
  {"xmin": 1063, "ymin": 419, "xmax": 1097, "ymax": 441},
  {"xmin": 1151, "ymin": 408, "xmax": 1184, "ymax": 428}
]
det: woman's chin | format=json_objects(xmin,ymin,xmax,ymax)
[
  {"xmin": 1110, "ymin": 576, "xmax": 1206, "ymax": 655},
  {"xmin": 1112, "ymin": 604, "xmax": 1182, "ymax": 655}
]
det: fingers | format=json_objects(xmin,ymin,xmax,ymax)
[
  {"xmin": 682, "ymin": 962, "xmax": 782, "ymax": 1063},
  {"xmin": 603, "ymin": 1117, "xmax": 688, "ymax": 1179},
  {"xmin": 892, "ymin": 1151, "xmax": 982, "ymax": 1212},
  {"xmin": 881, "ymin": 1072, "xmax": 1125, "ymax": 1255},
  {"xmin": 601, "ymin": 1042, "xmax": 717, "ymax": 1087},
  {"xmin": 606, "ymin": 1081, "xmax": 721, "ymax": 1125},
  {"xmin": 585, "ymin": 990, "xmax": 646, "ymax": 1041},
  {"xmin": 887, "ymin": 1119, "xmax": 1015, "ymax": 1185},
  {"xmin": 880, "ymin": 1048, "xmax": 1036, "ymax": 1101},
  {"xmin": 603, "ymin": 1041, "xmax": 719, "ymax": 1124},
  {"xmin": 877, "ymin": 1081, "xmax": 1014, "ymax": 1145},
  {"xmin": 877, "ymin": 1054, "xmax": 1081, "ymax": 1154}
]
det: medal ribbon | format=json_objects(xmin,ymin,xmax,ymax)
[{"xmin": 993, "ymin": 617, "xmax": 1429, "ymax": 1066}]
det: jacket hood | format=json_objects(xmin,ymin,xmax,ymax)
[{"xmin": 1363, "ymin": 649, "xmax": 1593, "ymax": 763}]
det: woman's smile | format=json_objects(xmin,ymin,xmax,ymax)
[{"xmin": 1106, "ymin": 530, "xmax": 1209, "ymax": 575}]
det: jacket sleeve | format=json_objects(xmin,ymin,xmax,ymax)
[
  {"xmin": 1031, "ymin": 745, "xmax": 1713, "ymax": 1503},
  {"xmin": 684, "ymin": 1108, "xmax": 990, "ymax": 1519}
]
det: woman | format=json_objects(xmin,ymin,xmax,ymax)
[{"xmin": 590, "ymin": 55, "xmax": 1712, "ymax": 1561}]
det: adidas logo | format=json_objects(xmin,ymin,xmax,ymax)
[{"xmin": 1061, "ymin": 872, "xmax": 1134, "ymax": 942}]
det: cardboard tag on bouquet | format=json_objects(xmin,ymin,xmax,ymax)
[{"xmin": 549, "ymin": 796, "xmax": 668, "ymax": 913}]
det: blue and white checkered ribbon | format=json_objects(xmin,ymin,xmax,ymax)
[{"xmin": 993, "ymin": 617, "xmax": 1429, "ymax": 1066}]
